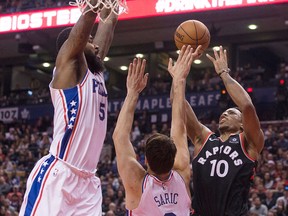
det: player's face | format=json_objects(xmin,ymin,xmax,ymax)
[
  {"xmin": 218, "ymin": 108, "xmax": 242, "ymax": 133},
  {"xmin": 84, "ymin": 36, "xmax": 104, "ymax": 72}
]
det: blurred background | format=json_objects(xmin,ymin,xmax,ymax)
[{"xmin": 0, "ymin": 1, "xmax": 287, "ymax": 215}]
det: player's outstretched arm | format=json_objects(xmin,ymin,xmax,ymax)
[
  {"xmin": 169, "ymin": 46, "xmax": 211, "ymax": 151},
  {"xmin": 168, "ymin": 45, "xmax": 194, "ymax": 184},
  {"xmin": 112, "ymin": 58, "xmax": 148, "ymax": 208},
  {"xmin": 93, "ymin": 2, "xmax": 118, "ymax": 60},
  {"xmin": 57, "ymin": 0, "xmax": 99, "ymax": 62},
  {"xmin": 206, "ymin": 46, "xmax": 264, "ymax": 158},
  {"xmin": 54, "ymin": 0, "xmax": 100, "ymax": 89}
]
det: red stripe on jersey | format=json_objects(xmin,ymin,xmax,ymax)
[
  {"xmin": 56, "ymin": 141, "xmax": 60, "ymax": 157},
  {"xmin": 31, "ymin": 159, "xmax": 44, "ymax": 181},
  {"xmin": 63, "ymin": 85, "xmax": 82, "ymax": 161},
  {"xmin": 239, "ymin": 133, "xmax": 255, "ymax": 162},
  {"xmin": 80, "ymin": 70, "xmax": 89, "ymax": 87},
  {"xmin": 58, "ymin": 90, "xmax": 69, "ymax": 157},
  {"xmin": 59, "ymin": 90, "xmax": 68, "ymax": 127}
]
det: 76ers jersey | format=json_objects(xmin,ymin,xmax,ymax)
[
  {"xmin": 128, "ymin": 171, "xmax": 191, "ymax": 216},
  {"xmin": 49, "ymin": 70, "xmax": 108, "ymax": 172},
  {"xmin": 192, "ymin": 133, "xmax": 256, "ymax": 216}
]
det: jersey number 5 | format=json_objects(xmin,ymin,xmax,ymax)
[{"xmin": 99, "ymin": 103, "xmax": 105, "ymax": 121}]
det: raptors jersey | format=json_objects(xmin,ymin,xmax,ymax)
[
  {"xmin": 49, "ymin": 69, "xmax": 108, "ymax": 172},
  {"xmin": 128, "ymin": 171, "xmax": 191, "ymax": 216},
  {"xmin": 192, "ymin": 133, "xmax": 256, "ymax": 216}
]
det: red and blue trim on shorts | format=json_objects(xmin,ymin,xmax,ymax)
[{"xmin": 24, "ymin": 155, "xmax": 57, "ymax": 215}]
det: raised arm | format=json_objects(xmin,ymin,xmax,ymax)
[
  {"xmin": 54, "ymin": 0, "xmax": 100, "ymax": 89},
  {"xmin": 112, "ymin": 58, "xmax": 148, "ymax": 209},
  {"xmin": 168, "ymin": 45, "xmax": 196, "ymax": 184},
  {"xmin": 169, "ymin": 51, "xmax": 211, "ymax": 154},
  {"xmin": 185, "ymin": 100, "xmax": 211, "ymax": 150},
  {"xmin": 206, "ymin": 46, "xmax": 264, "ymax": 158},
  {"xmin": 93, "ymin": 6, "xmax": 118, "ymax": 60},
  {"xmin": 57, "ymin": 1, "xmax": 100, "ymax": 61}
]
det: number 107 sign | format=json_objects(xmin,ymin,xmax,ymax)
[{"xmin": 0, "ymin": 107, "xmax": 18, "ymax": 122}]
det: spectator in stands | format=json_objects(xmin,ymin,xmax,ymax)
[
  {"xmin": 0, "ymin": 176, "xmax": 11, "ymax": 196},
  {"xmin": 271, "ymin": 199, "xmax": 287, "ymax": 216},
  {"xmin": 250, "ymin": 196, "xmax": 268, "ymax": 216},
  {"xmin": 277, "ymin": 133, "xmax": 288, "ymax": 151},
  {"xmin": 264, "ymin": 172, "xmax": 275, "ymax": 189},
  {"xmin": 264, "ymin": 189, "xmax": 278, "ymax": 210},
  {"xmin": 276, "ymin": 82, "xmax": 288, "ymax": 120},
  {"xmin": 275, "ymin": 182, "xmax": 288, "ymax": 213}
]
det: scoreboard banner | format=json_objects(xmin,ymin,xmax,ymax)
[{"xmin": 0, "ymin": 0, "xmax": 287, "ymax": 33}]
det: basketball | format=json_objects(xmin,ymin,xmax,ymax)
[{"xmin": 174, "ymin": 20, "xmax": 210, "ymax": 53}]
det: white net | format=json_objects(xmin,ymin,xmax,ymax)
[{"xmin": 69, "ymin": 0, "xmax": 128, "ymax": 22}]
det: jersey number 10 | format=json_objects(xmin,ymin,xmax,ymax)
[{"xmin": 210, "ymin": 159, "xmax": 229, "ymax": 178}]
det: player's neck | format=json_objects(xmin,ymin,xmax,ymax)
[
  {"xmin": 148, "ymin": 169, "xmax": 171, "ymax": 181},
  {"xmin": 219, "ymin": 130, "xmax": 241, "ymax": 141},
  {"xmin": 219, "ymin": 129, "xmax": 241, "ymax": 141}
]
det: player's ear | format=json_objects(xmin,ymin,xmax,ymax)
[{"xmin": 240, "ymin": 123, "xmax": 243, "ymax": 132}]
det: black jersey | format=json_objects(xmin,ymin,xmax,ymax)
[{"xmin": 192, "ymin": 132, "xmax": 256, "ymax": 216}]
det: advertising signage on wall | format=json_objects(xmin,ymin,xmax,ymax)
[
  {"xmin": 0, "ymin": 87, "xmax": 277, "ymax": 122},
  {"xmin": 0, "ymin": 0, "xmax": 287, "ymax": 33}
]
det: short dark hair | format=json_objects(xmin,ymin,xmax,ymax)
[
  {"xmin": 56, "ymin": 27, "xmax": 72, "ymax": 52},
  {"xmin": 145, "ymin": 133, "xmax": 177, "ymax": 175}
]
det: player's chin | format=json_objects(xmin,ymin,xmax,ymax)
[{"xmin": 94, "ymin": 52, "xmax": 100, "ymax": 58}]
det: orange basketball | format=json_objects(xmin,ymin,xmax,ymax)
[{"xmin": 174, "ymin": 20, "xmax": 210, "ymax": 53}]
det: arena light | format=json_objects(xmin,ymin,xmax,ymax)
[
  {"xmin": 120, "ymin": 66, "xmax": 128, "ymax": 71},
  {"xmin": 104, "ymin": 57, "xmax": 110, "ymax": 62},
  {"xmin": 32, "ymin": 45, "xmax": 41, "ymax": 51},
  {"xmin": 42, "ymin": 62, "xmax": 50, "ymax": 68},
  {"xmin": 279, "ymin": 79, "xmax": 285, "ymax": 85},
  {"xmin": 247, "ymin": 87, "xmax": 253, "ymax": 93},
  {"xmin": 27, "ymin": 90, "xmax": 33, "ymax": 96},
  {"xmin": 194, "ymin": 59, "xmax": 202, "ymax": 64},
  {"xmin": 135, "ymin": 53, "xmax": 144, "ymax": 58},
  {"xmin": 248, "ymin": 24, "xmax": 258, "ymax": 30}
]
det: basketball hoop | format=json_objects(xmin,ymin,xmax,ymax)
[{"xmin": 69, "ymin": 0, "xmax": 128, "ymax": 22}]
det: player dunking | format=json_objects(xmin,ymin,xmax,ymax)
[
  {"xmin": 112, "ymin": 45, "xmax": 201, "ymax": 215},
  {"xmin": 187, "ymin": 46, "xmax": 264, "ymax": 216},
  {"xmin": 19, "ymin": 1, "xmax": 118, "ymax": 215}
]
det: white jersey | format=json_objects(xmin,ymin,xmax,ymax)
[
  {"xmin": 128, "ymin": 171, "xmax": 191, "ymax": 216},
  {"xmin": 49, "ymin": 69, "xmax": 108, "ymax": 172},
  {"xmin": 20, "ymin": 69, "xmax": 107, "ymax": 216}
]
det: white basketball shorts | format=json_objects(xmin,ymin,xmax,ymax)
[{"xmin": 19, "ymin": 154, "xmax": 102, "ymax": 216}]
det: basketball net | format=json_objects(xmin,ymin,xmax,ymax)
[{"xmin": 69, "ymin": 0, "xmax": 128, "ymax": 22}]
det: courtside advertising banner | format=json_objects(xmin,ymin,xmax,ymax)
[{"xmin": 0, "ymin": 0, "xmax": 287, "ymax": 33}]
